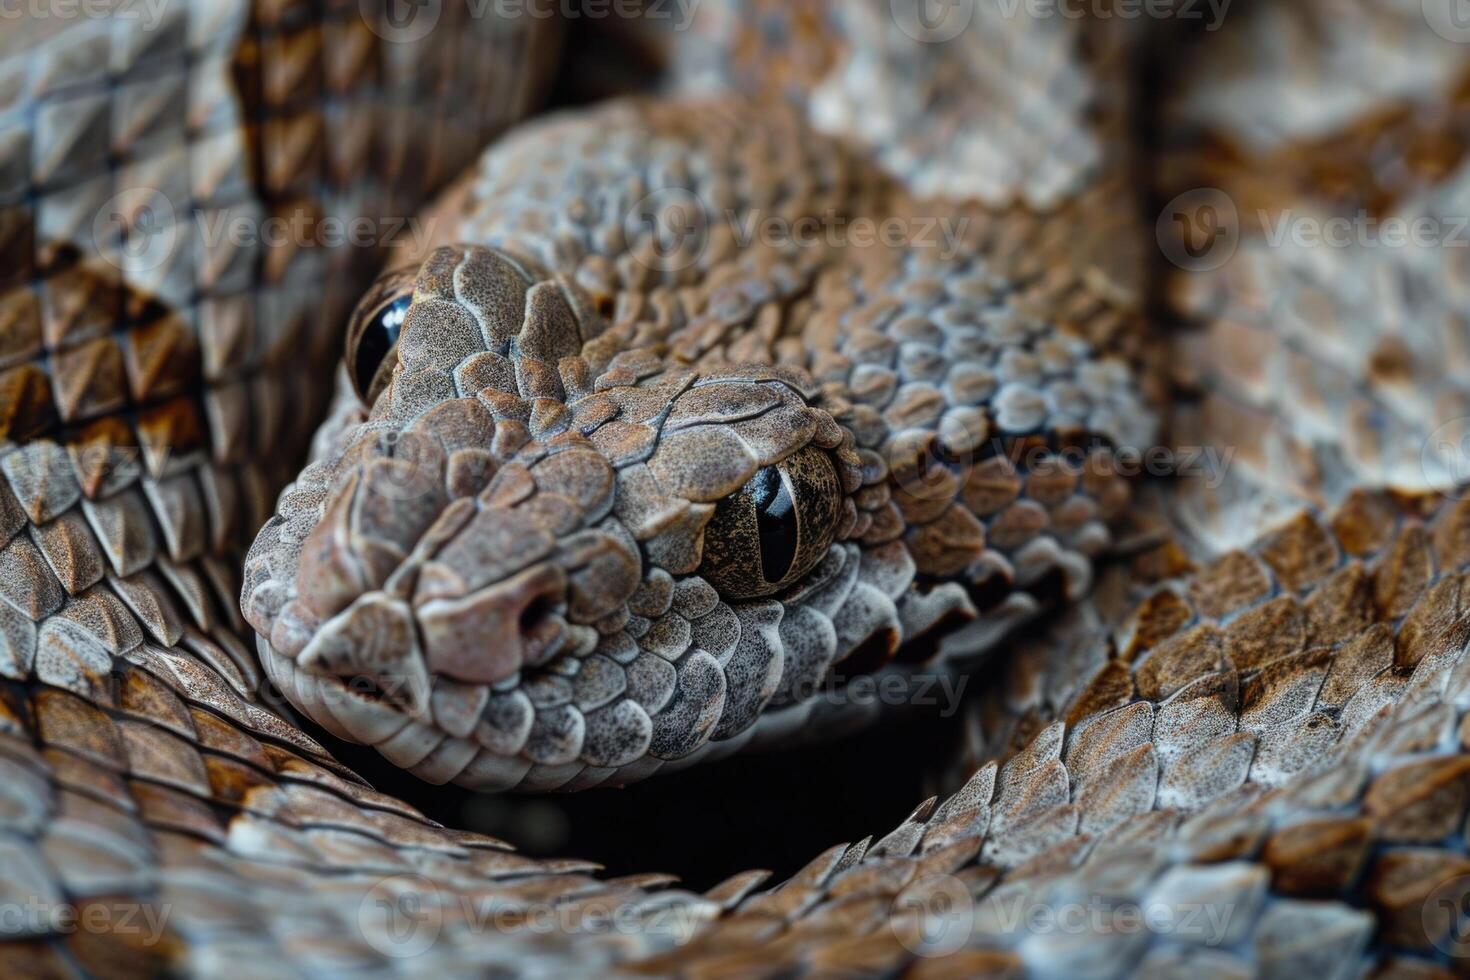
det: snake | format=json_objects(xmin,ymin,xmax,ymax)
[{"xmin": 4, "ymin": 0, "xmax": 1470, "ymax": 975}]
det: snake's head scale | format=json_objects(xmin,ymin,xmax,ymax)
[{"xmin": 242, "ymin": 245, "xmax": 911, "ymax": 790}]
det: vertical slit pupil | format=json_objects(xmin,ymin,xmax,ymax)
[
  {"xmin": 752, "ymin": 465, "xmax": 797, "ymax": 585},
  {"xmin": 353, "ymin": 294, "xmax": 410, "ymax": 397}
]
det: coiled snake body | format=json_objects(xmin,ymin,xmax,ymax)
[{"xmin": 5, "ymin": 1, "xmax": 1470, "ymax": 975}]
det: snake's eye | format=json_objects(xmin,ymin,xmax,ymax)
[
  {"xmin": 698, "ymin": 445, "xmax": 842, "ymax": 599},
  {"xmin": 345, "ymin": 268, "xmax": 416, "ymax": 405}
]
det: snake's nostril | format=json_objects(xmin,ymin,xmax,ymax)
[
  {"xmin": 417, "ymin": 564, "xmax": 569, "ymax": 685},
  {"xmin": 519, "ymin": 595, "xmax": 555, "ymax": 634},
  {"xmin": 517, "ymin": 586, "xmax": 567, "ymax": 669}
]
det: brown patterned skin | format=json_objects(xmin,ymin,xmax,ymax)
[
  {"xmin": 1157, "ymin": 0, "xmax": 1470, "ymax": 548},
  {"xmin": 6, "ymin": 0, "xmax": 1470, "ymax": 977}
]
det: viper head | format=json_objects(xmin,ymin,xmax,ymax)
[
  {"xmin": 242, "ymin": 244, "xmax": 924, "ymax": 791},
  {"xmin": 243, "ymin": 101, "xmax": 1152, "ymax": 792},
  {"xmin": 243, "ymin": 218, "xmax": 1154, "ymax": 791}
]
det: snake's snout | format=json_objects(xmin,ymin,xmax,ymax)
[{"xmin": 417, "ymin": 562, "xmax": 570, "ymax": 686}]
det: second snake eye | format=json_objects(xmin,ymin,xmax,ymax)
[
  {"xmin": 351, "ymin": 294, "xmax": 409, "ymax": 402},
  {"xmin": 345, "ymin": 268, "xmax": 417, "ymax": 406},
  {"xmin": 750, "ymin": 465, "xmax": 798, "ymax": 584},
  {"xmin": 698, "ymin": 445, "xmax": 842, "ymax": 600}
]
